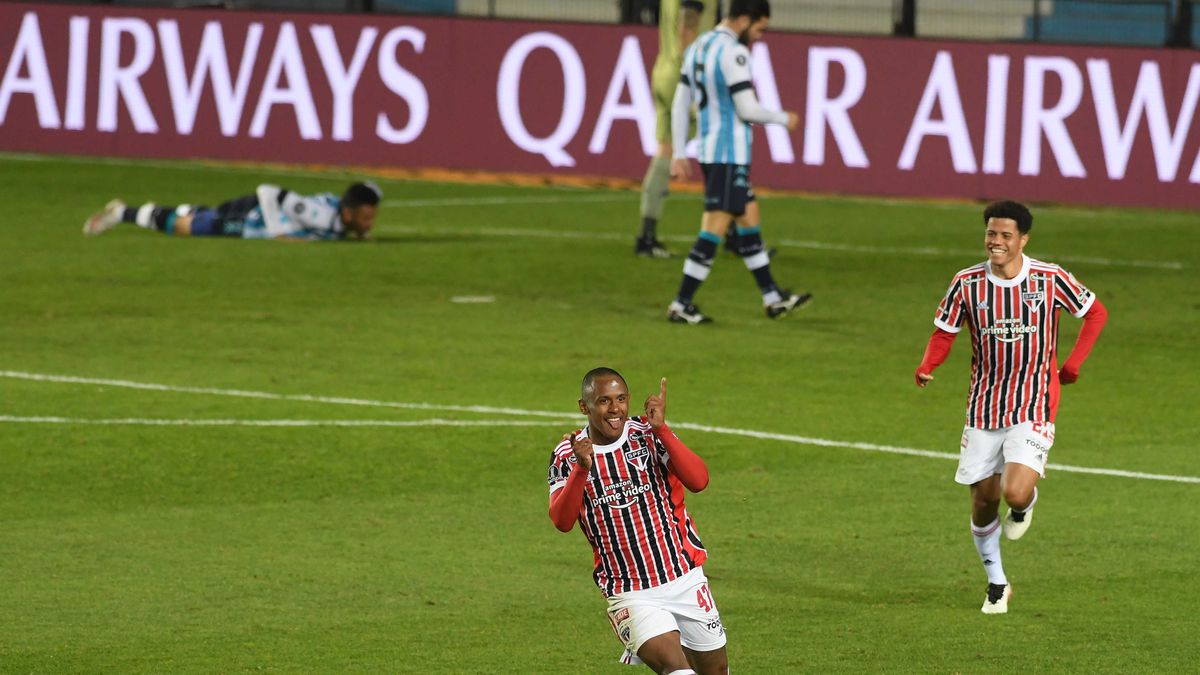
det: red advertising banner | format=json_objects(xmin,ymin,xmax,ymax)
[{"xmin": 2, "ymin": 3, "xmax": 1198, "ymax": 209}]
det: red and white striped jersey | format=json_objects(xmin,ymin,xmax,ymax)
[
  {"xmin": 934, "ymin": 254, "xmax": 1095, "ymax": 429},
  {"xmin": 547, "ymin": 416, "xmax": 708, "ymax": 597}
]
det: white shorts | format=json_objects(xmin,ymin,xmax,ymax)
[
  {"xmin": 955, "ymin": 421, "xmax": 1055, "ymax": 485},
  {"xmin": 606, "ymin": 566, "xmax": 727, "ymax": 665}
]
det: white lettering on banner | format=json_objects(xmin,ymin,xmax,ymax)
[
  {"xmin": 0, "ymin": 13, "xmax": 60, "ymax": 128},
  {"xmin": 1019, "ymin": 56, "xmax": 1085, "ymax": 178},
  {"xmin": 803, "ymin": 46, "xmax": 868, "ymax": 168},
  {"xmin": 98, "ymin": 18, "xmax": 159, "ymax": 133},
  {"xmin": 1088, "ymin": 59, "xmax": 1200, "ymax": 182},
  {"xmin": 589, "ymin": 35, "xmax": 654, "ymax": 157},
  {"xmin": 497, "ymin": 31, "xmax": 585, "ymax": 167},
  {"xmin": 311, "ymin": 24, "xmax": 377, "ymax": 142},
  {"xmin": 982, "ymin": 54, "xmax": 1010, "ymax": 174},
  {"xmin": 751, "ymin": 43, "xmax": 795, "ymax": 164},
  {"xmin": 65, "ymin": 16, "xmax": 90, "ymax": 130},
  {"xmin": 158, "ymin": 20, "xmax": 264, "ymax": 136},
  {"xmin": 249, "ymin": 22, "xmax": 321, "ymax": 140},
  {"xmin": 899, "ymin": 51, "xmax": 976, "ymax": 174},
  {"xmin": 376, "ymin": 26, "xmax": 429, "ymax": 145}
]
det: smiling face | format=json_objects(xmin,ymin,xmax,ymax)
[
  {"xmin": 578, "ymin": 375, "xmax": 630, "ymax": 445},
  {"xmin": 985, "ymin": 217, "xmax": 1028, "ymax": 278}
]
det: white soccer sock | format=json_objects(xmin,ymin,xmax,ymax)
[
  {"xmin": 135, "ymin": 203, "xmax": 156, "ymax": 229},
  {"xmin": 665, "ymin": 670, "xmax": 696, "ymax": 675},
  {"xmin": 971, "ymin": 517, "xmax": 1007, "ymax": 586},
  {"xmin": 1013, "ymin": 486, "xmax": 1038, "ymax": 513}
]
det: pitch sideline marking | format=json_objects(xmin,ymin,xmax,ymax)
[
  {"xmin": 0, "ymin": 415, "xmax": 555, "ymax": 428},
  {"xmin": 1, "ymin": 370, "xmax": 1197, "ymax": 485},
  {"xmin": 1, "ymin": 152, "xmax": 1183, "ymax": 269},
  {"xmin": 376, "ymin": 224, "xmax": 1184, "ymax": 271}
]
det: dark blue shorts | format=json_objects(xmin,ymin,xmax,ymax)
[
  {"xmin": 189, "ymin": 194, "xmax": 259, "ymax": 237},
  {"xmin": 701, "ymin": 163, "xmax": 755, "ymax": 215}
]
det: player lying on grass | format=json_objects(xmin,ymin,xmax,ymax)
[
  {"xmin": 83, "ymin": 181, "xmax": 380, "ymax": 241},
  {"xmin": 915, "ymin": 200, "xmax": 1108, "ymax": 615},
  {"xmin": 548, "ymin": 369, "xmax": 728, "ymax": 674}
]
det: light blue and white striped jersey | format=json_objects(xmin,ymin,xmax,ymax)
[
  {"xmin": 245, "ymin": 185, "xmax": 344, "ymax": 240},
  {"xmin": 679, "ymin": 26, "xmax": 756, "ymax": 165}
]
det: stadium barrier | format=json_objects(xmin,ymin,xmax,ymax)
[{"xmin": 1, "ymin": 2, "xmax": 1198, "ymax": 209}]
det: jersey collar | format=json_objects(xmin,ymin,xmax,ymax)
[
  {"xmin": 585, "ymin": 421, "xmax": 631, "ymax": 454},
  {"xmin": 986, "ymin": 254, "xmax": 1030, "ymax": 287}
]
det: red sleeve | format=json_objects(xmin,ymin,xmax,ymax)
[
  {"xmin": 916, "ymin": 328, "xmax": 957, "ymax": 385},
  {"xmin": 653, "ymin": 423, "xmax": 709, "ymax": 492},
  {"xmin": 548, "ymin": 468, "xmax": 588, "ymax": 532},
  {"xmin": 1060, "ymin": 299, "xmax": 1107, "ymax": 383}
]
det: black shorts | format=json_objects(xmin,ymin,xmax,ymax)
[
  {"xmin": 701, "ymin": 163, "xmax": 755, "ymax": 215},
  {"xmin": 190, "ymin": 194, "xmax": 259, "ymax": 237}
]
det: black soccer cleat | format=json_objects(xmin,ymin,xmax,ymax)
[
  {"xmin": 667, "ymin": 301, "xmax": 713, "ymax": 324},
  {"xmin": 765, "ymin": 290, "xmax": 812, "ymax": 319},
  {"xmin": 635, "ymin": 237, "xmax": 674, "ymax": 259}
]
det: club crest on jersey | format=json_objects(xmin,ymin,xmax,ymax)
[
  {"xmin": 1021, "ymin": 291, "xmax": 1044, "ymax": 311},
  {"xmin": 625, "ymin": 440, "xmax": 650, "ymax": 473}
]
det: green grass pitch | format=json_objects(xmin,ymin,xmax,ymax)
[{"xmin": 0, "ymin": 153, "xmax": 1197, "ymax": 673}]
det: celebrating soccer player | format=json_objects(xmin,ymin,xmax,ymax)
[
  {"xmin": 915, "ymin": 200, "xmax": 1108, "ymax": 614},
  {"xmin": 83, "ymin": 182, "xmax": 381, "ymax": 241},
  {"xmin": 548, "ymin": 369, "xmax": 727, "ymax": 674},
  {"xmin": 665, "ymin": 0, "xmax": 810, "ymax": 323}
]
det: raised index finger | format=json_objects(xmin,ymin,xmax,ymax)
[{"xmin": 660, "ymin": 377, "xmax": 667, "ymax": 399}]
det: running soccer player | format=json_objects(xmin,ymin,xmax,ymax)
[
  {"xmin": 666, "ymin": 0, "xmax": 811, "ymax": 323},
  {"xmin": 915, "ymin": 200, "xmax": 1108, "ymax": 614},
  {"xmin": 548, "ymin": 369, "xmax": 726, "ymax": 675},
  {"xmin": 635, "ymin": 0, "xmax": 717, "ymax": 259},
  {"xmin": 82, "ymin": 182, "xmax": 381, "ymax": 241}
]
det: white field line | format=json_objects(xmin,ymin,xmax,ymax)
[
  {"xmin": 0, "ymin": 415, "xmax": 555, "ymax": 428},
  {"xmin": 383, "ymin": 194, "xmax": 629, "ymax": 207},
  {"xmin": 2, "ymin": 370, "xmax": 1197, "ymax": 485},
  {"xmin": 0, "ymin": 370, "xmax": 574, "ymax": 419},
  {"xmin": 4, "ymin": 151, "xmax": 1185, "ymax": 268},
  {"xmin": 8, "ymin": 152, "xmax": 1196, "ymax": 223},
  {"xmin": 377, "ymin": 224, "xmax": 1184, "ymax": 271}
]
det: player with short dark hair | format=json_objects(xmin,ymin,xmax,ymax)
[
  {"xmin": 666, "ymin": 0, "xmax": 811, "ymax": 323},
  {"xmin": 83, "ymin": 181, "xmax": 381, "ymax": 241},
  {"xmin": 915, "ymin": 200, "xmax": 1108, "ymax": 614},
  {"xmin": 635, "ymin": 0, "xmax": 717, "ymax": 259},
  {"xmin": 548, "ymin": 370, "xmax": 727, "ymax": 674}
]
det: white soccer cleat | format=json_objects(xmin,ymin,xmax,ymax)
[
  {"xmin": 981, "ymin": 583, "xmax": 1011, "ymax": 614},
  {"xmin": 83, "ymin": 199, "xmax": 126, "ymax": 235},
  {"xmin": 1003, "ymin": 506, "xmax": 1033, "ymax": 541}
]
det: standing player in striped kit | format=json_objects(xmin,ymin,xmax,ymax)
[
  {"xmin": 635, "ymin": 0, "xmax": 717, "ymax": 259},
  {"xmin": 665, "ymin": 0, "xmax": 810, "ymax": 323},
  {"xmin": 915, "ymin": 200, "xmax": 1108, "ymax": 614},
  {"xmin": 548, "ymin": 368, "xmax": 727, "ymax": 674}
]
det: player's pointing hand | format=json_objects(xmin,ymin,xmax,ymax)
[
  {"xmin": 565, "ymin": 432, "xmax": 594, "ymax": 471},
  {"xmin": 645, "ymin": 377, "xmax": 667, "ymax": 429}
]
